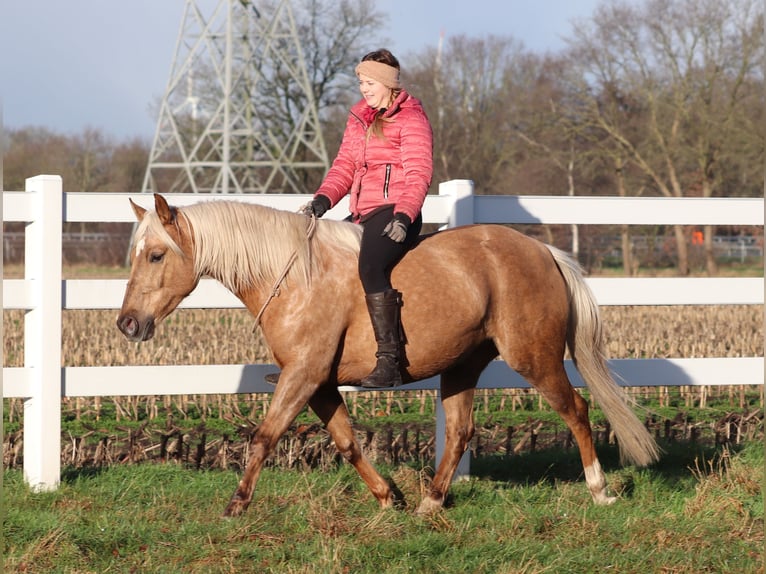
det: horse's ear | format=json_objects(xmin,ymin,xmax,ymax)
[
  {"xmin": 153, "ymin": 193, "xmax": 175, "ymax": 225},
  {"xmin": 129, "ymin": 198, "xmax": 147, "ymax": 222}
]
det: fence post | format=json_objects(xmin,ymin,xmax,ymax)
[
  {"xmin": 23, "ymin": 175, "xmax": 62, "ymax": 491},
  {"xmin": 434, "ymin": 179, "xmax": 475, "ymax": 480},
  {"xmin": 438, "ymin": 179, "xmax": 475, "ymax": 228}
]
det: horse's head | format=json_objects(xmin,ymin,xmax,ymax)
[{"xmin": 116, "ymin": 194, "xmax": 199, "ymax": 342}]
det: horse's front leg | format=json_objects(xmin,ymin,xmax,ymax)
[
  {"xmin": 223, "ymin": 369, "xmax": 322, "ymax": 517},
  {"xmin": 308, "ymin": 386, "xmax": 395, "ymax": 509}
]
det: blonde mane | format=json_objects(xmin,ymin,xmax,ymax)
[{"xmin": 136, "ymin": 200, "xmax": 362, "ymax": 293}]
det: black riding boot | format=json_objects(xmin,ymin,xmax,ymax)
[{"xmin": 359, "ymin": 289, "xmax": 403, "ymax": 389}]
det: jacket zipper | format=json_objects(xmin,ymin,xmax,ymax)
[{"xmin": 383, "ymin": 164, "xmax": 391, "ymax": 199}]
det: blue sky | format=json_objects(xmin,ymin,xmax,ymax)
[{"xmin": 1, "ymin": 0, "xmax": 602, "ymax": 141}]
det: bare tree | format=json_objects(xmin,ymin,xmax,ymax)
[
  {"xmin": 105, "ymin": 138, "xmax": 150, "ymax": 193},
  {"xmin": 253, "ymin": 0, "xmax": 388, "ymax": 190},
  {"xmin": 505, "ymin": 54, "xmax": 595, "ymax": 257},
  {"xmin": 565, "ymin": 0, "xmax": 764, "ymax": 275},
  {"xmin": 70, "ymin": 128, "xmax": 112, "ymax": 194},
  {"xmin": 3, "ymin": 128, "xmax": 73, "ymax": 192},
  {"xmin": 296, "ymin": 0, "xmax": 385, "ymax": 114},
  {"xmin": 408, "ymin": 35, "xmax": 527, "ymax": 194}
]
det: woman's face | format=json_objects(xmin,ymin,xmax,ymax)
[{"xmin": 358, "ymin": 73, "xmax": 392, "ymax": 110}]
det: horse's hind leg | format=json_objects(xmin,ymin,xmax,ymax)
[
  {"xmin": 416, "ymin": 362, "xmax": 480, "ymax": 516},
  {"xmin": 308, "ymin": 386, "xmax": 394, "ymax": 509},
  {"xmin": 521, "ymin": 362, "xmax": 615, "ymax": 505}
]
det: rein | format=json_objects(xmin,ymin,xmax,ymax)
[{"xmin": 252, "ymin": 214, "xmax": 318, "ymax": 332}]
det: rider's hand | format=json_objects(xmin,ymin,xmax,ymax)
[
  {"xmin": 382, "ymin": 213, "xmax": 411, "ymax": 243},
  {"xmin": 300, "ymin": 195, "xmax": 331, "ymax": 218}
]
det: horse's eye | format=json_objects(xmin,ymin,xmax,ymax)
[{"xmin": 149, "ymin": 252, "xmax": 164, "ymax": 263}]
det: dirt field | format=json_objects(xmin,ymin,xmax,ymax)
[{"xmin": 4, "ymin": 305, "xmax": 762, "ymax": 368}]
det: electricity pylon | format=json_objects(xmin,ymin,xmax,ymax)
[{"xmin": 142, "ymin": 0, "xmax": 328, "ymax": 194}]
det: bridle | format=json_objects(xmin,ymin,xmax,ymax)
[{"xmin": 252, "ymin": 213, "xmax": 318, "ymax": 331}]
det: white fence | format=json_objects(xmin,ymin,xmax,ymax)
[{"xmin": 3, "ymin": 175, "xmax": 764, "ymax": 491}]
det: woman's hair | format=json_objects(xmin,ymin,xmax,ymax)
[
  {"xmin": 361, "ymin": 49, "xmax": 402, "ymax": 141},
  {"xmin": 361, "ymin": 49, "xmax": 400, "ymax": 71}
]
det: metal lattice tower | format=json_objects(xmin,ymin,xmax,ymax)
[{"xmin": 142, "ymin": 0, "xmax": 328, "ymax": 194}]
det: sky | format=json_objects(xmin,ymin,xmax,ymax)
[{"xmin": 0, "ymin": 0, "xmax": 602, "ymax": 141}]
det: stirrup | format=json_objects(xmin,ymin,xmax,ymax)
[{"xmin": 359, "ymin": 377, "xmax": 402, "ymax": 389}]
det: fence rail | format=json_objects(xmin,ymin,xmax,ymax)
[{"xmin": 3, "ymin": 175, "xmax": 764, "ymax": 491}]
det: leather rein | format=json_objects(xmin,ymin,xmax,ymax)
[{"xmin": 252, "ymin": 213, "xmax": 318, "ymax": 332}]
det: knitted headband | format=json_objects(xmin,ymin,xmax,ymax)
[{"xmin": 355, "ymin": 60, "xmax": 400, "ymax": 89}]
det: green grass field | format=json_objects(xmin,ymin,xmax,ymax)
[{"xmin": 4, "ymin": 441, "xmax": 763, "ymax": 574}]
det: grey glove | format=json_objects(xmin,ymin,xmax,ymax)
[
  {"xmin": 300, "ymin": 195, "xmax": 331, "ymax": 218},
  {"xmin": 382, "ymin": 213, "xmax": 411, "ymax": 243}
]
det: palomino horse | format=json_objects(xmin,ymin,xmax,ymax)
[{"xmin": 117, "ymin": 194, "xmax": 659, "ymax": 517}]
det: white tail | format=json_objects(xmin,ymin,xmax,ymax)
[{"xmin": 547, "ymin": 245, "xmax": 661, "ymax": 467}]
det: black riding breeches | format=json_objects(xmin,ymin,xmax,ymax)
[{"xmin": 358, "ymin": 206, "xmax": 422, "ymax": 294}]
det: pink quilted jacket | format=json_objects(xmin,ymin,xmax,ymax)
[{"xmin": 315, "ymin": 90, "xmax": 433, "ymax": 223}]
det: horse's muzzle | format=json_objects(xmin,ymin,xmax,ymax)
[{"xmin": 116, "ymin": 314, "xmax": 156, "ymax": 342}]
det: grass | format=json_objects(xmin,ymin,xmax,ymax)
[{"xmin": 4, "ymin": 441, "xmax": 763, "ymax": 574}]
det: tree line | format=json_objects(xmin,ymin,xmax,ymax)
[{"xmin": 3, "ymin": 0, "xmax": 762, "ymax": 274}]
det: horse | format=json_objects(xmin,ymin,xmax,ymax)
[{"xmin": 117, "ymin": 193, "xmax": 660, "ymax": 518}]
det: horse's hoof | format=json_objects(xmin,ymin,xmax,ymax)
[
  {"xmin": 594, "ymin": 494, "xmax": 618, "ymax": 506},
  {"xmin": 415, "ymin": 497, "xmax": 443, "ymax": 516},
  {"xmin": 222, "ymin": 505, "xmax": 241, "ymax": 518},
  {"xmin": 223, "ymin": 505, "xmax": 244, "ymax": 518},
  {"xmin": 378, "ymin": 497, "xmax": 393, "ymax": 510},
  {"xmin": 223, "ymin": 497, "xmax": 250, "ymax": 517}
]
